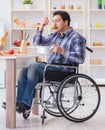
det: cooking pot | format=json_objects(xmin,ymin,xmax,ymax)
[{"xmin": 36, "ymin": 46, "xmax": 51, "ymax": 55}]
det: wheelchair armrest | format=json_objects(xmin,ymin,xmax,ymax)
[
  {"xmin": 49, "ymin": 62, "xmax": 78, "ymax": 67},
  {"xmin": 44, "ymin": 63, "xmax": 78, "ymax": 72}
]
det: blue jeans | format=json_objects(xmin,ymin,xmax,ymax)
[{"xmin": 16, "ymin": 62, "xmax": 61, "ymax": 107}]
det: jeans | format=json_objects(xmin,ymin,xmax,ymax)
[{"xmin": 16, "ymin": 62, "xmax": 61, "ymax": 107}]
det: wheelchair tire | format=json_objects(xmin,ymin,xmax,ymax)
[
  {"xmin": 39, "ymin": 83, "xmax": 62, "ymax": 117},
  {"xmin": 57, "ymin": 73, "xmax": 101, "ymax": 122}
]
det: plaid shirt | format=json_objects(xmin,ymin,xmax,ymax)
[{"xmin": 33, "ymin": 27, "xmax": 86, "ymax": 66}]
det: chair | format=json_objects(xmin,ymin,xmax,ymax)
[{"xmin": 22, "ymin": 62, "xmax": 100, "ymax": 125}]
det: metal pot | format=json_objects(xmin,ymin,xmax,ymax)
[{"xmin": 36, "ymin": 46, "xmax": 51, "ymax": 55}]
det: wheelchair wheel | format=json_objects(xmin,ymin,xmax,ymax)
[
  {"xmin": 57, "ymin": 73, "xmax": 101, "ymax": 122},
  {"xmin": 40, "ymin": 83, "xmax": 62, "ymax": 117}
]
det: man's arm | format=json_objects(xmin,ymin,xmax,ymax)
[
  {"xmin": 33, "ymin": 17, "xmax": 57, "ymax": 46},
  {"xmin": 38, "ymin": 17, "xmax": 49, "ymax": 32},
  {"xmin": 50, "ymin": 45, "xmax": 64, "ymax": 55}
]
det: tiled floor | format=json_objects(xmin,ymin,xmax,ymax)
[{"xmin": 0, "ymin": 87, "xmax": 105, "ymax": 130}]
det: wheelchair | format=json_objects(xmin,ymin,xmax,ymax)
[{"xmin": 22, "ymin": 47, "xmax": 101, "ymax": 125}]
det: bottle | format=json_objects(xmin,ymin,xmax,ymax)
[
  {"xmin": 104, "ymin": 4, "xmax": 105, "ymax": 9},
  {"xmin": 98, "ymin": 0, "xmax": 102, "ymax": 9}
]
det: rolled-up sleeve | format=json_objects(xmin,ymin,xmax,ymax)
[
  {"xmin": 33, "ymin": 30, "xmax": 55, "ymax": 46},
  {"xmin": 33, "ymin": 30, "xmax": 42, "ymax": 46}
]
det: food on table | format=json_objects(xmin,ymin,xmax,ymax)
[{"xmin": 8, "ymin": 49, "xmax": 14, "ymax": 54}]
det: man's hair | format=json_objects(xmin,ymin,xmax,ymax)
[{"xmin": 53, "ymin": 10, "xmax": 71, "ymax": 26}]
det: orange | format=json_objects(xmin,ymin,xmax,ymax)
[{"xmin": 14, "ymin": 18, "xmax": 20, "ymax": 23}]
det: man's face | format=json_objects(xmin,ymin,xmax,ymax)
[{"xmin": 52, "ymin": 15, "xmax": 68, "ymax": 33}]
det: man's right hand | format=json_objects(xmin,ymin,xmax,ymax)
[{"xmin": 39, "ymin": 17, "xmax": 49, "ymax": 31}]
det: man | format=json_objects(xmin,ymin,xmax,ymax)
[{"xmin": 3, "ymin": 10, "xmax": 86, "ymax": 113}]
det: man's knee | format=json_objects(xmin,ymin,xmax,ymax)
[
  {"xmin": 28, "ymin": 62, "xmax": 46, "ymax": 71},
  {"xmin": 28, "ymin": 62, "xmax": 39, "ymax": 72},
  {"xmin": 19, "ymin": 68, "xmax": 27, "ymax": 77}
]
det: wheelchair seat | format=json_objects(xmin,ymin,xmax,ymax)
[
  {"xmin": 45, "ymin": 70, "xmax": 75, "ymax": 81},
  {"xmin": 44, "ymin": 63, "xmax": 78, "ymax": 81}
]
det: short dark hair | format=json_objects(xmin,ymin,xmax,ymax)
[{"xmin": 53, "ymin": 10, "xmax": 71, "ymax": 26}]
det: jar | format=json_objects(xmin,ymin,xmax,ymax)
[{"xmin": 60, "ymin": 5, "xmax": 65, "ymax": 9}]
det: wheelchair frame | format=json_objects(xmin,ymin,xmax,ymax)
[
  {"xmin": 22, "ymin": 63, "xmax": 101, "ymax": 125},
  {"xmin": 22, "ymin": 47, "xmax": 100, "ymax": 124}
]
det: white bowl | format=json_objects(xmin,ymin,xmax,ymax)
[{"xmin": 36, "ymin": 46, "xmax": 51, "ymax": 55}]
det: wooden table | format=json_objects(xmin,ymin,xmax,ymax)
[{"xmin": 0, "ymin": 55, "xmax": 39, "ymax": 128}]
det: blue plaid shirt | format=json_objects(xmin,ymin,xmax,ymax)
[{"xmin": 33, "ymin": 27, "xmax": 86, "ymax": 66}]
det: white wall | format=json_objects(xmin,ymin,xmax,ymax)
[{"xmin": 0, "ymin": 0, "xmax": 11, "ymax": 49}]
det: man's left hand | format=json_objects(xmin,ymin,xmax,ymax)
[{"xmin": 51, "ymin": 45, "xmax": 64, "ymax": 55}]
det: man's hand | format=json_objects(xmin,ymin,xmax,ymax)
[
  {"xmin": 51, "ymin": 45, "xmax": 64, "ymax": 55},
  {"xmin": 39, "ymin": 17, "xmax": 49, "ymax": 31}
]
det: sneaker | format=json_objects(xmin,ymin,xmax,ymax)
[
  {"xmin": 2, "ymin": 102, "xmax": 21, "ymax": 110},
  {"xmin": 16, "ymin": 103, "xmax": 31, "ymax": 113}
]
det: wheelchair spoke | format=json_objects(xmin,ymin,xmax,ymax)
[
  {"xmin": 57, "ymin": 74, "xmax": 101, "ymax": 122},
  {"xmin": 40, "ymin": 82, "xmax": 62, "ymax": 117}
]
